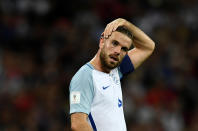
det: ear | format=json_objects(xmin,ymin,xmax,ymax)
[{"xmin": 99, "ymin": 32, "xmax": 105, "ymax": 48}]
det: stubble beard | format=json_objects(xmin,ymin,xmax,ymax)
[{"xmin": 100, "ymin": 48, "xmax": 121, "ymax": 71}]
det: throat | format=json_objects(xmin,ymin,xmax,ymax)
[{"xmin": 90, "ymin": 59, "xmax": 111, "ymax": 73}]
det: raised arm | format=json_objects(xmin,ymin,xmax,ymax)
[
  {"xmin": 71, "ymin": 113, "xmax": 93, "ymax": 131},
  {"xmin": 103, "ymin": 18, "xmax": 155, "ymax": 69},
  {"xmin": 125, "ymin": 21, "xmax": 155, "ymax": 69}
]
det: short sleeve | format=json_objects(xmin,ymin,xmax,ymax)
[
  {"xmin": 69, "ymin": 64, "xmax": 94, "ymax": 115},
  {"xmin": 118, "ymin": 55, "xmax": 134, "ymax": 79}
]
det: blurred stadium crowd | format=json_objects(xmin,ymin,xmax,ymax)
[{"xmin": 0, "ymin": 0, "xmax": 198, "ymax": 131}]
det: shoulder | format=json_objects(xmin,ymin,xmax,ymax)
[
  {"xmin": 70, "ymin": 63, "xmax": 94, "ymax": 85},
  {"xmin": 69, "ymin": 63, "xmax": 95, "ymax": 115}
]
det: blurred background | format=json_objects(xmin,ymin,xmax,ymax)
[{"xmin": 0, "ymin": 0, "xmax": 198, "ymax": 131}]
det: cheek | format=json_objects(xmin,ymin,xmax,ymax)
[
  {"xmin": 101, "ymin": 46, "xmax": 109, "ymax": 57},
  {"xmin": 105, "ymin": 46, "xmax": 112, "ymax": 55}
]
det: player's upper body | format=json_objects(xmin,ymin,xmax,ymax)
[
  {"xmin": 69, "ymin": 18, "xmax": 155, "ymax": 131},
  {"xmin": 70, "ymin": 55, "xmax": 134, "ymax": 131}
]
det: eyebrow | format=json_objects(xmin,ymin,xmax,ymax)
[{"xmin": 112, "ymin": 40, "xmax": 130, "ymax": 51}]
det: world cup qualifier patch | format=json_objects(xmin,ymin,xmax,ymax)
[{"xmin": 70, "ymin": 92, "xmax": 81, "ymax": 104}]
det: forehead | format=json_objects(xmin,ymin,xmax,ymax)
[{"xmin": 109, "ymin": 31, "xmax": 132, "ymax": 48}]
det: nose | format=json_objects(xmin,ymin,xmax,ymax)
[{"xmin": 114, "ymin": 46, "xmax": 121, "ymax": 55}]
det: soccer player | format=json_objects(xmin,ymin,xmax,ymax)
[{"xmin": 69, "ymin": 18, "xmax": 155, "ymax": 131}]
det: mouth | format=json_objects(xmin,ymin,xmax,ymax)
[{"xmin": 109, "ymin": 55, "xmax": 119, "ymax": 62}]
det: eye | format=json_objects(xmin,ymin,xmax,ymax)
[
  {"xmin": 112, "ymin": 41, "xmax": 119, "ymax": 46},
  {"xmin": 121, "ymin": 47, "xmax": 129, "ymax": 52}
]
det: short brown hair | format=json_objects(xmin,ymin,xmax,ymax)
[{"xmin": 116, "ymin": 26, "xmax": 133, "ymax": 41}]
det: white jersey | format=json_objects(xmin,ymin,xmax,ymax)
[{"xmin": 69, "ymin": 55, "xmax": 134, "ymax": 131}]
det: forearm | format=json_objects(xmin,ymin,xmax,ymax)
[
  {"xmin": 71, "ymin": 122, "xmax": 93, "ymax": 131},
  {"xmin": 71, "ymin": 113, "xmax": 93, "ymax": 131},
  {"xmin": 124, "ymin": 21, "xmax": 155, "ymax": 69},
  {"xmin": 125, "ymin": 22, "xmax": 155, "ymax": 51}
]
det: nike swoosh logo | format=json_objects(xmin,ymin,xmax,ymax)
[
  {"xmin": 102, "ymin": 86, "xmax": 110, "ymax": 90},
  {"xmin": 118, "ymin": 98, "xmax": 122, "ymax": 108}
]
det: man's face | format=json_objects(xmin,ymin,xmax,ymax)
[{"xmin": 99, "ymin": 31, "xmax": 132, "ymax": 70}]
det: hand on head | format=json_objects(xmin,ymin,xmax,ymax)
[{"xmin": 103, "ymin": 18, "xmax": 128, "ymax": 39}]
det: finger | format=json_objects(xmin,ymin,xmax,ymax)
[
  {"xmin": 106, "ymin": 22, "xmax": 116, "ymax": 37},
  {"xmin": 109, "ymin": 23, "xmax": 115, "ymax": 34},
  {"xmin": 113, "ymin": 24, "xmax": 118, "ymax": 31},
  {"xmin": 101, "ymin": 32, "xmax": 104, "ymax": 38},
  {"xmin": 106, "ymin": 24, "xmax": 113, "ymax": 37},
  {"xmin": 104, "ymin": 24, "xmax": 110, "ymax": 38},
  {"xmin": 113, "ymin": 18, "xmax": 125, "ymax": 31},
  {"xmin": 104, "ymin": 20, "xmax": 119, "ymax": 38},
  {"xmin": 113, "ymin": 21, "xmax": 121, "ymax": 31}
]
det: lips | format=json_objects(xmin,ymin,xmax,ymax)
[{"xmin": 109, "ymin": 55, "xmax": 119, "ymax": 62}]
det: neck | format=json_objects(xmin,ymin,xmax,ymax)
[{"xmin": 90, "ymin": 53, "xmax": 110, "ymax": 73}]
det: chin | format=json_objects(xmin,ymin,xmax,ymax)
[{"xmin": 108, "ymin": 62, "xmax": 119, "ymax": 69}]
